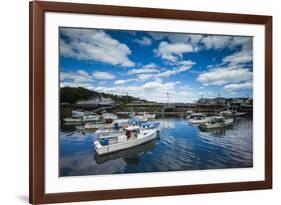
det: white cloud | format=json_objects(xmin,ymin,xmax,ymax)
[
  {"xmin": 157, "ymin": 70, "xmax": 178, "ymax": 78},
  {"xmin": 157, "ymin": 60, "xmax": 195, "ymax": 78},
  {"xmin": 114, "ymin": 79, "xmax": 136, "ymax": 85},
  {"xmin": 60, "ymin": 70, "xmax": 93, "ymax": 83},
  {"xmin": 128, "ymin": 68, "xmax": 160, "ymax": 75},
  {"xmin": 133, "ymin": 36, "xmax": 152, "ymax": 46},
  {"xmin": 223, "ymin": 50, "xmax": 252, "ymax": 65},
  {"xmin": 156, "ymin": 41, "xmax": 194, "ymax": 62},
  {"xmin": 188, "ymin": 34, "xmax": 204, "ymax": 45},
  {"xmin": 201, "ymin": 36, "xmax": 232, "ymax": 50},
  {"xmin": 149, "ymin": 32, "xmax": 203, "ymax": 45},
  {"xmin": 197, "ymin": 66, "xmax": 252, "ymax": 86},
  {"xmin": 142, "ymin": 81, "xmax": 177, "ymax": 90},
  {"xmin": 144, "ymin": 63, "xmax": 157, "ymax": 69},
  {"xmin": 178, "ymin": 60, "xmax": 196, "ymax": 66},
  {"xmin": 177, "ymin": 60, "xmax": 196, "ymax": 72},
  {"xmin": 223, "ymin": 37, "xmax": 253, "ymax": 66},
  {"xmin": 231, "ymin": 36, "xmax": 252, "ymax": 49},
  {"xmin": 60, "ymin": 28, "xmax": 135, "ymax": 67},
  {"xmin": 93, "ymin": 80, "xmax": 181, "ymax": 102},
  {"xmin": 60, "ymin": 82, "xmax": 95, "ymax": 90},
  {"xmin": 180, "ymin": 85, "xmax": 192, "ymax": 90},
  {"xmin": 114, "ymin": 80, "xmax": 128, "ymax": 85},
  {"xmin": 128, "ymin": 63, "xmax": 160, "ymax": 75},
  {"xmin": 92, "ymin": 71, "xmax": 115, "ymax": 80},
  {"xmin": 223, "ymin": 82, "xmax": 252, "ymax": 92},
  {"xmin": 136, "ymin": 73, "xmax": 155, "ymax": 81},
  {"xmin": 131, "ymin": 60, "xmax": 195, "ymax": 80},
  {"xmin": 149, "ymin": 32, "xmax": 252, "ymax": 57},
  {"xmin": 148, "ymin": 32, "xmax": 169, "ymax": 41}
]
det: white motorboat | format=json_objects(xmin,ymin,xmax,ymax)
[
  {"xmin": 199, "ymin": 116, "xmax": 234, "ymax": 131},
  {"xmin": 111, "ymin": 119, "xmax": 129, "ymax": 128},
  {"xmin": 94, "ymin": 126, "xmax": 158, "ymax": 155},
  {"xmin": 63, "ymin": 117, "xmax": 83, "ymax": 124},
  {"xmin": 134, "ymin": 115, "xmax": 148, "ymax": 122},
  {"xmin": 63, "ymin": 114, "xmax": 100, "ymax": 124},
  {"xmin": 220, "ymin": 110, "xmax": 246, "ymax": 117},
  {"xmin": 82, "ymin": 115, "xmax": 100, "ymax": 122},
  {"xmin": 138, "ymin": 112, "xmax": 156, "ymax": 120},
  {"xmin": 84, "ymin": 119, "xmax": 128, "ymax": 131},
  {"xmin": 102, "ymin": 113, "xmax": 118, "ymax": 123},
  {"xmin": 95, "ymin": 121, "xmax": 161, "ymax": 139},
  {"xmin": 84, "ymin": 122, "xmax": 112, "ymax": 130},
  {"xmin": 186, "ymin": 110, "xmax": 193, "ymax": 118},
  {"xmin": 72, "ymin": 110, "xmax": 85, "ymax": 118},
  {"xmin": 187, "ymin": 113, "xmax": 208, "ymax": 124},
  {"xmin": 94, "ymin": 139, "xmax": 156, "ymax": 164}
]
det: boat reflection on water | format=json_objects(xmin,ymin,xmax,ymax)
[{"xmin": 94, "ymin": 139, "xmax": 158, "ymax": 165}]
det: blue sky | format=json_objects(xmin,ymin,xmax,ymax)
[{"xmin": 60, "ymin": 27, "xmax": 253, "ymax": 103}]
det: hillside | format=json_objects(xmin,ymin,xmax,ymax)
[{"xmin": 60, "ymin": 87, "xmax": 149, "ymax": 104}]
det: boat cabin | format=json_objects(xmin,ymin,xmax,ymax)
[{"xmin": 125, "ymin": 126, "xmax": 140, "ymax": 139}]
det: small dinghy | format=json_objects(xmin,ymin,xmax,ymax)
[
  {"xmin": 94, "ymin": 126, "xmax": 158, "ymax": 155},
  {"xmin": 199, "ymin": 116, "xmax": 234, "ymax": 131}
]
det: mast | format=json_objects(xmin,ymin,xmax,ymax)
[{"xmin": 166, "ymin": 92, "xmax": 170, "ymax": 104}]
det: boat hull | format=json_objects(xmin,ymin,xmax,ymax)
[
  {"xmin": 94, "ymin": 130, "xmax": 157, "ymax": 155},
  {"xmin": 187, "ymin": 119, "xmax": 208, "ymax": 124},
  {"xmin": 63, "ymin": 116, "xmax": 100, "ymax": 124},
  {"xmin": 94, "ymin": 139, "xmax": 156, "ymax": 164},
  {"xmin": 199, "ymin": 119, "xmax": 234, "ymax": 131},
  {"xmin": 84, "ymin": 123, "xmax": 112, "ymax": 130}
]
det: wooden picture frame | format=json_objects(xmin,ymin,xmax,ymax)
[{"xmin": 29, "ymin": 1, "xmax": 272, "ymax": 204}]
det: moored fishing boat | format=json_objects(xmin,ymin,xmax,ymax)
[
  {"xmin": 187, "ymin": 113, "xmax": 208, "ymax": 124},
  {"xmin": 138, "ymin": 112, "xmax": 156, "ymax": 120},
  {"xmin": 84, "ymin": 122, "xmax": 112, "ymax": 130},
  {"xmin": 95, "ymin": 121, "xmax": 161, "ymax": 139},
  {"xmin": 199, "ymin": 116, "xmax": 234, "ymax": 131},
  {"xmin": 94, "ymin": 126, "xmax": 158, "ymax": 155},
  {"xmin": 94, "ymin": 139, "xmax": 156, "ymax": 164},
  {"xmin": 134, "ymin": 115, "xmax": 148, "ymax": 122},
  {"xmin": 72, "ymin": 110, "xmax": 85, "ymax": 118},
  {"xmin": 84, "ymin": 119, "xmax": 128, "ymax": 131},
  {"xmin": 146, "ymin": 113, "xmax": 156, "ymax": 120},
  {"xmin": 220, "ymin": 110, "xmax": 246, "ymax": 117},
  {"xmin": 102, "ymin": 113, "xmax": 118, "ymax": 123},
  {"xmin": 82, "ymin": 115, "xmax": 100, "ymax": 122},
  {"xmin": 63, "ymin": 114, "xmax": 100, "ymax": 124},
  {"xmin": 111, "ymin": 119, "xmax": 129, "ymax": 128}
]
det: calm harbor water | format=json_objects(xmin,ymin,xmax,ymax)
[{"xmin": 59, "ymin": 116, "xmax": 253, "ymax": 177}]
